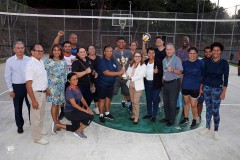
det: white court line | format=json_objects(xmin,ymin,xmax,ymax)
[
  {"xmin": 229, "ymin": 82, "xmax": 240, "ymax": 88},
  {"xmin": 0, "ymin": 90, "xmax": 8, "ymax": 96}
]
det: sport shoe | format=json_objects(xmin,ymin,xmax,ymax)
[
  {"xmin": 196, "ymin": 116, "xmax": 201, "ymax": 124},
  {"xmin": 143, "ymin": 114, "xmax": 152, "ymax": 119},
  {"xmin": 74, "ymin": 131, "xmax": 87, "ymax": 139},
  {"xmin": 58, "ymin": 112, "xmax": 64, "ymax": 120},
  {"xmin": 213, "ymin": 131, "xmax": 220, "ymax": 140},
  {"xmin": 52, "ymin": 121, "xmax": 57, "ymax": 135},
  {"xmin": 34, "ymin": 138, "xmax": 49, "ymax": 145},
  {"xmin": 94, "ymin": 108, "xmax": 100, "ymax": 114},
  {"xmin": 190, "ymin": 119, "xmax": 197, "ymax": 128},
  {"xmin": 180, "ymin": 118, "xmax": 189, "ymax": 126},
  {"xmin": 99, "ymin": 116, "xmax": 105, "ymax": 123},
  {"xmin": 41, "ymin": 130, "xmax": 48, "ymax": 135},
  {"xmin": 199, "ymin": 128, "xmax": 210, "ymax": 135},
  {"xmin": 105, "ymin": 114, "xmax": 114, "ymax": 120},
  {"xmin": 121, "ymin": 102, "xmax": 126, "ymax": 108}
]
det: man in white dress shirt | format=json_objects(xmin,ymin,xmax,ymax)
[
  {"xmin": 5, "ymin": 41, "xmax": 31, "ymax": 134},
  {"xmin": 25, "ymin": 43, "xmax": 50, "ymax": 145}
]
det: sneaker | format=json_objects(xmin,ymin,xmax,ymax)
[
  {"xmin": 41, "ymin": 130, "xmax": 48, "ymax": 135},
  {"xmin": 199, "ymin": 128, "xmax": 210, "ymax": 135},
  {"xmin": 159, "ymin": 118, "xmax": 168, "ymax": 123},
  {"xmin": 180, "ymin": 118, "xmax": 189, "ymax": 126},
  {"xmin": 34, "ymin": 138, "xmax": 49, "ymax": 145},
  {"xmin": 196, "ymin": 116, "xmax": 201, "ymax": 124},
  {"xmin": 190, "ymin": 119, "xmax": 197, "ymax": 128},
  {"xmin": 99, "ymin": 116, "xmax": 105, "ymax": 123},
  {"xmin": 74, "ymin": 131, "xmax": 87, "ymax": 139},
  {"xmin": 52, "ymin": 121, "xmax": 57, "ymax": 135},
  {"xmin": 17, "ymin": 127, "xmax": 24, "ymax": 134},
  {"xmin": 58, "ymin": 112, "xmax": 64, "ymax": 120},
  {"xmin": 151, "ymin": 117, "xmax": 156, "ymax": 122},
  {"xmin": 94, "ymin": 108, "xmax": 100, "ymax": 114},
  {"xmin": 213, "ymin": 131, "xmax": 220, "ymax": 140},
  {"xmin": 121, "ymin": 102, "xmax": 126, "ymax": 108},
  {"xmin": 105, "ymin": 114, "xmax": 114, "ymax": 120}
]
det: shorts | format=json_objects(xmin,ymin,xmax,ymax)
[
  {"xmin": 181, "ymin": 89, "xmax": 199, "ymax": 99},
  {"xmin": 97, "ymin": 85, "xmax": 114, "ymax": 99},
  {"xmin": 113, "ymin": 78, "xmax": 130, "ymax": 96}
]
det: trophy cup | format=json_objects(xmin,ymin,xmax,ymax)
[{"xmin": 117, "ymin": 56, "xmax": 128, "ymax": 79}]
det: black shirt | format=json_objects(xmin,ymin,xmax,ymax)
[
  {"xmin": 154, "ymin": 48, "xmax": 166, "ymax": 63},
  {"xmin": 72, "ymin": 57, "xmax": 94, "ymax": 86}
]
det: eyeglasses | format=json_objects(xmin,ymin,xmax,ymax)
[{"xmin": 34, "ymin": 50, "xmax": 44, "ymax": 53}]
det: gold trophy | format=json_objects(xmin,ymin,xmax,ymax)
[{"xmin": 117, "ymin": 56, "xmax": 128, "ymax": 79}]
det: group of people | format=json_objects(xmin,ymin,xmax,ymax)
[{"xmin": 5, "ymin": 32, "xmax": 229, "ymax": 145}]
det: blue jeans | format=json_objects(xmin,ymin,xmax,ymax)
[
  {"xmin": 203, "ymin": 85, "xmax": 222, "ymax": 131},
  {"xmin": 144, "ymin": 80, "xmax": 161, "ymax": 118}
]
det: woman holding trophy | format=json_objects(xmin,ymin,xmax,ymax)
[{"xmin": 126, "ymin": 52, "xmax": 146, "ymax": 124}]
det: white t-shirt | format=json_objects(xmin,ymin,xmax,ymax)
[
  {"xmin": 146, "ymin": 62, "xmax": 154, "ymax": 80},
  {"xmin": 64, "ymin": 55, "xmax": 76, "ymax": 72}
]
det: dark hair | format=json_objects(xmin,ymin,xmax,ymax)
[
  {"xmin": 156, "ymin": 36, "xmax": 166, "ymax": 41},
  {"xmin": 117, "ymin": 37, "xmax": 125, "ymax": 42},
  {"xmin": 30, "ymin": 43, "xmax": 42, "ymax": 51},
  {"xmin": 65, "ymin": 72, "xmax": 77, "ymax": 93},
  {"xmin": 130, "ymin": 52, "xmax": 144, "ymax": 67},
  {"xmin": 49, "ymin": 44, "xmax": 64, "ymax": 60},
  {"xmin": 204, "ymin": 46, "xmax": 211, "ymax": 52},
  {"xmin": 103, "ymin": 45, "xmax": 113, "ymax": 57},
  {"xmin": 130, "ymin": 41, "xmax": 138, "ymax": 46},
  {"xmin": 147, "ymin": 47, "xmax": 155, "ymax": 53},
  {"xmin": 211, "ymin": 42, "xmax": 224, "ymax": 52},
  {"xmin": 188, "ymin": 47, "xmax": 198, "ymax": 53},
  {"xmin": 62, "ymin": 41, "xmax": 71, "ymax": 47}
]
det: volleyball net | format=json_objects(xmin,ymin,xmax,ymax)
[{"xmin": 1, "ymin": 0, "xmax": 240, "ymax": 63}]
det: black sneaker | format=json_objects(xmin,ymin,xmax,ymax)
[
  {"xmin": 17, "ymin": 127, "xmax": 24, "ymax": 134},
  {"xmin": 99, "ymin": 116, "xmax": 105, "ymax": 123},
  {"xmin": 159, "ymin": 118, "xmax": 168, "ymax": 123},
  {"xmin": 105, "ymin": 114, "xmax": 114, "ymax": 120},
  {"xmin": 151, "ymin": 117, "xmax": 156, "ymax": 122},
  {"xmin": 190, "ymin": 119, "xmax": 197, "ymax": 128},
  {"xmin": 121, "ymin": 102, "xmax": 126, "ymax": 108},
  {"xmin": 180, "ymin": 118, "xmax": 189, "ymax": 126},
  {"xmin": 143, "ymin": 114, "xmax": 152, "ymax": 119},
  {"xmin": 58, "ymin": 112, "xmax": 64, "ymax": 120}
]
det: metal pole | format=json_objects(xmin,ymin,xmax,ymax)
[
  {"xmin": 92, "ymin": 10, "xmax": 93, "ymax": 45},
  {"xmin": 7, "ymin": 0, "xmax": 12, "ymax": 56},
  {"xmin": 129, "ymin": 1, "xmax": 131, "ymax": 43},
  {"xmin": 199, "ymin": 0, "xmax": 205, "ymax": 50},
  {"xmin": 195, "ymin": 1, "xmax": 200, "ymax": 47},
  {"xmin": 24, "ymin": 5, "xmax": 28, "ymax": 51},
  {"xmin": 36, "ymin": 9, "xmax": 39, "ymax": 43},
  {"xmin": 212, "ymin": 0, "xmax": 219, "ymax": 42},
  {"xmin": 174, "ymin": 13, "xmax": 177, "ymax": 45},
  {"xmin": 229, "ymin": 5, "xmax": 238, "ymax": 62},
  {"xmin": 63, "ymin": 9, "xmax": 66, "ymax": 41}
]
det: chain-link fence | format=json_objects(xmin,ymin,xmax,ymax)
[{"xmin": 1, "ymin": 0, "xmax": 240, "ymax": 62}]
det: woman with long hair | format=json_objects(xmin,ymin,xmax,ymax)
[
  {"xmin": 126, "ymin": 52, "xmax": 146, "ymax": 124},
  {"xmin": 52, "ymin": 72, "xmax": 94, "ymax": 139},
  {"xmin": 44, "ymin": 44, "xmax": 67, "ymax": 134}
]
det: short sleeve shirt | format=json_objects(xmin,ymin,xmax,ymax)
[
  {"xmin": 64, "ymin": 86, "xmax": 83, "ymax": 113},
  {"xmin": 162, "ymin": 55, "xmax": 183, "ymax": 81}
]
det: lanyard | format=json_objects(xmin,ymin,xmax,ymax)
[{"xmin": 164, "ymin": 55, "xmax": 175, "ymax": 72}]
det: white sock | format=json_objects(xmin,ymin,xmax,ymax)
[
  {"xmin": 105, "ymin": 112, "xmax": 109, "ymax": 115},
  {"xmin": 100, "ymin": 114, "xmax": 104, "ymax": 117}
]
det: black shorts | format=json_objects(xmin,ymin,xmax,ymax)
[
  {"xmin": 98, "ymin": 85, "xmax": 114, "ymax": 99},
  {"xmin": 181, "ymin": 89, "xmax": 199, "ymax": 99}
]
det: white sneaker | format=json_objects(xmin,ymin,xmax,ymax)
[
  {"xmin": 199, "ymin": 128, "xmax": 210, "ymax": 135},
  {"xmin": 41, "ymin": 130, "xmax": 48, "ymax": 135},
  {"xmin": 34, "ymin": 138, "xmax": 49, "ymax": 145},
  {"xmin": 94, "ymin": 108, "xmax": 100, "ymax": 114},
  {"xmin": 52, "ymin": 121, "xmax": 57, "ymax": 135},
  {"xmin": 213, "ymin": 131, "xmax": 220, "ymax": 140},
  {"xmin": 196, "ymin": 116, "xmax": 201, "ymax": 124}
]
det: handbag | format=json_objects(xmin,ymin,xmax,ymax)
[{"xmin": 78, "ymin": 60, "xmax": 96, "ymax": 93}]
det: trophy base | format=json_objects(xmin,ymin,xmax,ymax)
[{"xmin": 121, "ymin": 74, "xmax": 128, "ymax": 80}]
